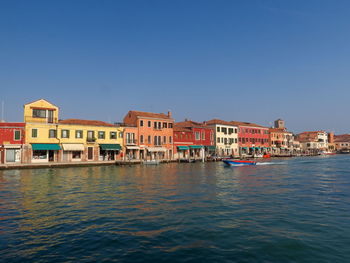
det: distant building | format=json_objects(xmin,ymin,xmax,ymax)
[
  {"xmin": 231, "ymin": 121, "xmax": 270, "ymax": 156},
  {"xmin": 334, "ymin": 134, "xmax": 350, "ymax": 152},
  {"xmin": 206, "ymin": 119, "xmax": 239, "ymax": 157},
  {"xmin": 0, "ymin": 122, "xmax": 25, "ymax": 164},
  {"xmin": 269, "ymin": 119, "xmax": 294, "ymax": 154},
  {"xmin": 295, "ymin": 131, "xmax": 328, "ymax": 153},
  {"xmin": 123, "ymin": 110, "xmax": 174, "ymax": 161},
  {"xmin": 174, "ymin": 120, "xmax": 214, "ymax": 160}
]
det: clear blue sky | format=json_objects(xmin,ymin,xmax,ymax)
[{"xmin": 1, "ymin": 0, "xmax": 350, "ymax": 134}]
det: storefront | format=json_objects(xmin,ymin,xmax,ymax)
[
  {"xmin": 31, "ymin": 143, "xmax": 61, "ymax": 163},
  {"xmin": 177, "ymin": 146, "xmax": 189, "ymax": 159},
  {"xmin": 2, "ymin": 145, "xmax": 22, "ymax": 164},
  {"xmin": 146, "ymin": 147, "xmax": 167, "ymax": 160},
  {"xmin": 99, "ymin": 144, "xmax": 121, "ymax": 161},
  {"xmin": 61, "ymin": 144, "xmax": 85, "ymax": 162},
  {"xmin": 125, "ymin": 146, "xmax": 140, "ymax": 160}
]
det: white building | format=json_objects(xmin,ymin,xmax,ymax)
[{"xmin": 206, "ymin": 119, "xmax": 239, "ymax": 157}]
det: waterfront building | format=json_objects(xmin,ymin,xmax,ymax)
[
  {"xmin": 269, "ymin": 119, "xmax": 294, "ymax": 155},
  {"xmin": 58, "ymin": 119, "xmax": 123, "ymax": 162},
  {"xmin": 174, "ymin": 120, "xmax": 215, "ymax": 160},
  {"xmin": 0, "ymin": 122, "xmax": 26, "ymax": 164},
  {"xmin": 206, "ymin": 119, "xmax": 239, "ymax": 157},
  {"xmin": 295, "ymin": 131, "xmax": 329, "ymax": 154},
  {"xmin": 230, "ymin": 121, "xmax": 270, "ymax": 156},
  {"xmin": 121, "ymin": 124, "xmax": 140, "ymax": 160},
  {"xmin": 123, "ymin": 110, "xmax": 174, "ymax": 161},
  {"xmin": 333, "ymin": 134, "xmax": 350, "ymax": 152},
  {"xmin": 23, "ymin": 99, "xmax": 123, "ymax": 163}
]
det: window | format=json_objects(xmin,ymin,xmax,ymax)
[
  {"xmin": 168, "ymin": 123, "xmax": 173, "ymax": 128},
  {"xmin": 158, "ymin": 122, "xmax": 161, "ymax": 129},
  {"xmin": 154, "ymin": 136, "xmax": 157, "ymax": 145},
  {"xmin": 119, "ymin": 132, "xmax": 123, "ymax": 138},
  {"xmin": 148, "ymin": 135, "xmax": 151, "ymax": 143},
  {"xmin": 32, "ymin": 150, "xmax": 47, "ymax": 160},
  {"xmin": 72, "ymin": 151, "xmax": 81, "ymax": 159},
  {"xmin": 235, "ymin": 138, "xmax": 237, "ymax": 143},
  {"xmin": 228, "ymin": 128, "xmax": 233, "ymax": 134},
  {"xmin": 49, "ymin": 129, "xmax": 56, "ymax": 138},
  {"xmin": 140, "ymin": 135, "xmax": 144, "ymax": 143},
  {"xmin": 87, "ymin": 131, "xmax": 95, "ymax": 141},
  {"xmin": 169, "ymin": 136, "xmax": 172, "ymax": 143},
  {"xmin": 76, "ymin": 130, "xmax": 83, "ymax": 138},
  {"xmin": 14, "ymin": 130, "xmax": 21, "ymax": 141},
  {"xmin": 235, "ymin": 129, "xmax": 237, "ymax": 133},
  {"xmin": 110, "ymin": 132, "xmax": 117, "ymax": 139},
  {"xmin": 195, "ymin": 132, "xmax": 200, "ymax": 140},
  {"xmin": 61, "ymin": 130, "xmax": 70, "ymax": 138},
  {"xmin": 32, "ymin": 109, "xmax": 46, "ymax": 118},
  {"xmin": 148, "ymin": 121, "xmax": 151, "ymax": 127},
  {"xmin": 98, "ymin": 131, "xmax": 105, "ymax": 139},
  {"xmin": 140, "ymin": 120, "xmax": 144, "ymax": 127},
  {"xmin": 154, "ymin": 122, "xmax": 157, "ymax": 128},
  {"xmin": 217, "ymin": 127, "xmax": 220, "ymax": 132},
  {"xmin": 217, "ymin": 137, "xmax": 220, "ymax": 143},
  {"xmin": 163, "ymin": 136, "xmax": 166, "ymax": 144},
  {"xmin": 32, "ymin": 129, "xmax": 38, "ymax": 138},
  {"xmin": 202, "ymin": 132, "xmax": 205, "ymax": 140},
  {"xmin": 163, "ymin": 122, "xmax": 168, "ymax": 128}
]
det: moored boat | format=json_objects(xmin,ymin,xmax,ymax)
[{"xmin": 223, "ymin": 159, "xmax": 257, "ymax": 166}]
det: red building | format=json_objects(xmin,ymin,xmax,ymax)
[
  {"xmin": 231, "ymin": 121, "xmax": 270, "ymax": 155},
  {"xmin": 174, "ymin": 120, "xmax": 214, "ymax": 160},
  {"xmin": 0, "ymin": 123, "xmax": 26, "ymax": 164}
]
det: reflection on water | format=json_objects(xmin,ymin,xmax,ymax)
[{"xmin": 1, "ymin": 156, "xmax": 350, "ymax": 263}]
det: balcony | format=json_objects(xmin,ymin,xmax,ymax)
[
  {"xmin": 126, "ymin": 139, "xmax": 138, "ymax": 145},
  {"xmin": 87, "ymin": 137, "xmax": 97, "ymax": 143}
]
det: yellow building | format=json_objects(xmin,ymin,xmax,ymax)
[{"xmin": 24, "ymin": 99, "xmax": 124, "ymax": 163}]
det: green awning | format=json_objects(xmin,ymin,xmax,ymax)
[
  {"xmin": 177, "ymin": 146, "xmax": 189, "ymax": 150},
  {"xmin": 206, "ymin": 146, "xmax": 216, "ymax": 150},
  {"xmin": 255, "ymin": 147, "xmax": 260, "ymax": 150},
  {"xmin": 242, "ymin": 147, "xmax": 248, "ymax": 150},
  {"xmin": 32, "ymin": 143, "xmax": 61, "ymax": 151},
  {"xmin": 189, "ymin": 145, "xmax": 203, "ymax": 149},
  {"xmin": 100, "ymin": 144, "xmax": 121, "ymax": 150}
]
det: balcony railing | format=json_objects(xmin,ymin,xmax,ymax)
[
  {"xmin": 126, "ymin": 139, "xmax": 138, "ymax": 145},
  {"xmin": 87, "ymin": 137, "xmax": 97, "ymax": 143}
]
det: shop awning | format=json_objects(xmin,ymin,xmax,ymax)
[
  {"xmin": 206, "ymin": 146, "xmax": 216, "ymax": 150},
  {"xmin": 126, "ymin": 146, "xmax": 140, "ymax": 150},
  {"xmin": 189, "ymin": 145, "xmax": 203, "ymax": 149},
  {"xmin": 255, "ymin": 147, "xmax": 260, "ymax": 150},
  {"xmin": 100, "ymin": 144, "xmax": 121, "ymax": 150},
  {"xmin": 4, "ymin": 144, "xmax": 21, "ymax": 149},
  {"xmin": 147, "ymin": 147, "xmax": 167, "ymax": 152},
  {"xmin": 32, "ymin": 143, "xmax": 61, "ymax": 151},
  {"xmin": 177, "ymin": 146, "xmax": 189, "ymax": 150},
  {"xmin": 242, "ymin": 147, "xmax": 248, "ymax": 150},
  {"xmin": 62, "ymin": 144, "xmax": 84, "ymax": 151}
]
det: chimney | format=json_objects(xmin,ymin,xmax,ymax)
[
  {"xmin": 185, "ymin": 118, "xmax": 188, "ymax": 121},
  {"xmin": 168, "ymin": 111, "xmax": 172, "ymax": 118}
]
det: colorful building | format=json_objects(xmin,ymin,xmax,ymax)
[
  {"xmin": 296, "ymin": 131, "xmax": 329, "ymax": 154},
  {"xmin": 23, "ymin": 99, "xmax": 123, "ymax": 163},
  {"xmin": 121, "ymin": 125, "xmax": 140, "ymax": 160},
  {"xmin": 334, "ymin": 134, "xmax": 350, "ymax": 152},
  {"xmin": 231, "ymin": 121, "xmax": 270, "ymax": 156},
  {"xmin": 206, "ymin": 119, "xmax": 239, "ymax": 156},
  {"xmin": 269, "ymin": 119, "xmax": 294, "ymax": 155},
  {"xmin": 174, "ymin": 120, "xmax": 215, "ymax": 160},
  {"xmin": 123, "ymin": 110, "xmax": 174, "ymax": 161},
  {"xmin": 0, "ymin": 122, "xmax": 26, "ymax": 164}
]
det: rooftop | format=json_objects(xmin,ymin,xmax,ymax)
[
  {"xmin": 128, "ymin": 110, "xmax": 172, "ymax": 120},
  {"xmin": 59, "ymin": 119, "xmax": 115, "ymax": 127}
]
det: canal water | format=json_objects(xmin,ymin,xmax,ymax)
[{"xmin": 1, "ymin": 155, "xmax": 350, "ymax": 263}]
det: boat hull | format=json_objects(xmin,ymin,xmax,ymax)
[{"xmin": 223, "ymin": 159, "xmax": 257, "ymax": 166}]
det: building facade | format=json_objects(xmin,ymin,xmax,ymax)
[
  {"xmin": 123, "ymin": 110, "xmax": 174, "ymax": 161},
  {"xmin": 23, "ymin": 99, "xmax": 123, "ymax": 163},
  {"xmin": 231, "ymin": 121, "xmax": 270, "ymax": 156},
  {"xmin": 173, "ymin": 120, "xmax": 214, "ymax": 160},
  {"xmin": 206, "ymin": 119, "xmax": 239, "ymax": 156},
  {"xmin": 296, "ymin": 131, "xmax": 329, "ymax": 154},
  {"xmin": 0, "ymin": 123, "xmax": 26, "ymax": 164}
]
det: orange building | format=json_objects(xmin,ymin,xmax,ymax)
[{"xmin": 123, "ymin": 111, "xmax": 174, "ymax": 161}]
